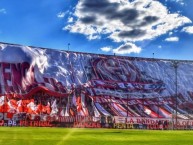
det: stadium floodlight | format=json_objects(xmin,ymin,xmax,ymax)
[
  {"xmin": 68, "ymin": 43, "xmax": 70, "ymax": 51},
  {"xmin": 172, "ymin": 60, "xmax": 179, "ymax": 129}
]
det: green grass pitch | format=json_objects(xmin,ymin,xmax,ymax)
[{"xmin": 0, "ymin": 127, "xmax": 193, "ymax": 145}]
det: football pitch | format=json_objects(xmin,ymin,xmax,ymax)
[{"xmin": 0, "ymin": 127, "xmax": 193, "ymax": 145}]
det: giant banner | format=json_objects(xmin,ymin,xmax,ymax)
[{"xmin": 1, "ymin": 42, "xmax": 193, "ymax": 128}]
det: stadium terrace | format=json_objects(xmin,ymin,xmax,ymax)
[{"xmin": 1, "ymin": 42, "xmax": 193, "ymax": 130}]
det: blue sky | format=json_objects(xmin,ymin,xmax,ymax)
[{"xmin": 0, "ymin": 0, "xmax": 193, "ymax": 60}]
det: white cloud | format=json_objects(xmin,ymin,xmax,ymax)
[
  {"xmin": 57, "ymin": 12, "xmax": 66, "ymax": 18},
  {"xmin": 0, "ymin": 8, "xmax": 6, "ymax": 14},
  {"xmin": 64, "ymin": 0, "xmax": 191, "ymax": 54},
  {"xmin": 169, "ymin": 32, "xmax": 173, "ymax": 35},
  {"xmin": 175, "ymin": 0, "xmax": 185, "ymax": 5},
  {"xmin": 100, "ymin": 46, "xmax": 112, "ymax": 52},
  {"xmin": 113, "ymin": 43, "xmax": 141, "ymax": 54},
  {"xmin": 165, "ymin": 37, "xmax": 179, "ymax": 42},
  {"xmin": 68, "ymin": 17, "xmax": 74, "ymax": 23},
  {"xmin": 166, "ymin": 0, "xmax": 185, "ymax": 5},
  {"xmin": 182, "ymin": 26, "xmax": 193, "ymax": 34},
  {"xmin": 158, "ymin": 45, "xmax": 162, "ymax": 49}
]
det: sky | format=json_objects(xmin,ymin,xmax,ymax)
[{"xmin": 0, "ymin": 0, "xmax": 193, "ymax": 60}]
